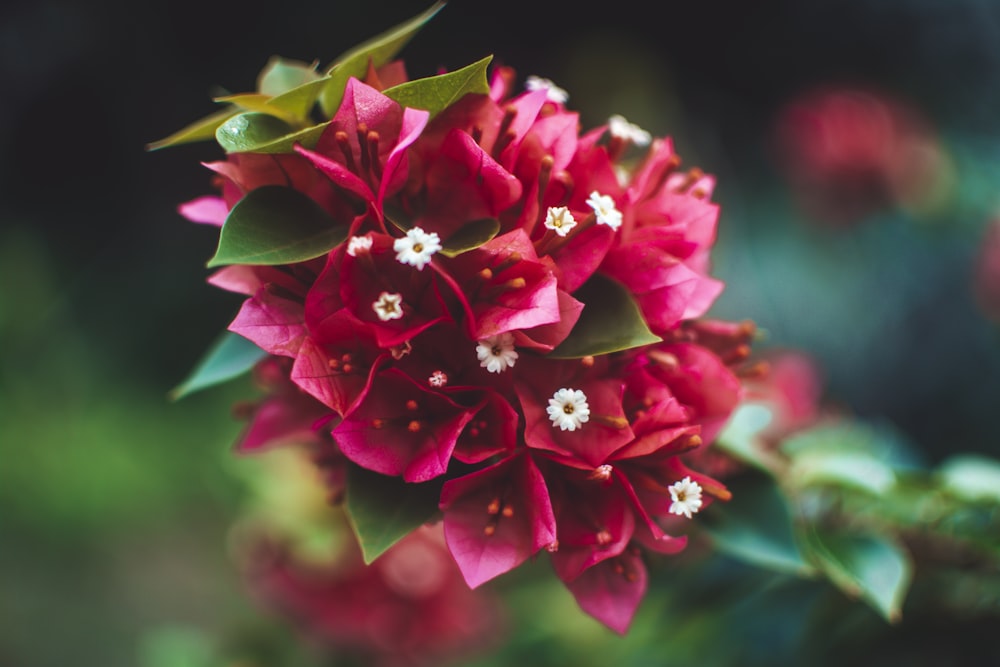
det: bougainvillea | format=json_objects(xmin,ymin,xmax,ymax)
[{"xmin": 157, "ymin": 2, "xmax": 756, "ymax": 635}]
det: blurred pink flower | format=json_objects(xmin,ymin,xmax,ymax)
[{"xmin": 773, "ymin": 87, "xmax": 948, "ymax": 225}]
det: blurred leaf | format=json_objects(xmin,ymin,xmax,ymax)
[
  {"xmin": 781, "ymin": 420, "xmax": 923, "ymax": 472},
  {"xmin": 343, "ymin": 463, "xmax": 443, "ymax": 564},
  {"xmin": 550, "ymin": 273, "xmax": 661, "ymax": 358},
  {"xmin": 145, "ymin": 107, "xmax": 239, "ymax": 151},
  {"xmin": 439, "ymin": 218, "xmax": 501, "ymax": 257},
  {"xmin": 703, "ymin": 474, "xmax": 815, "ymax": 577},
  {"xmin": 139, "ymin": 626, "xmax": 213, "ymax": 667},
  {"xmin": 803, "ymin": 528, "xmax": 912, "ymax": 623},
  {"xmin": 256, "ymin": 56, "xmax": 321, "ymax": 97},
  {"xmin": 715, "ymin": 404, "xmax": 784, "ymax": 473},
  {"xmin": 938, "ymin": 454, "xmax": 1000, "ymax": 503},
  {"xmin": 384, "ymin": 55, "xmax": 492, "ymax": 119},
  {"xmin": 215, "ymin": 111, "xmax": 296, "ymax": 153},
  {"xmin": 788, "ymin": 450, "xmax": 896, "ymax": 495},
  {"xmin": 319, "ymin": 0, "xmax": 448, "ymax": 116},
  {"xmin": 169, "ymin": 331, "xmax": 266, "ymax": 401},
  {"xmin": 208, "ymin": 186, "xmax": 347, "ymax": 267}
]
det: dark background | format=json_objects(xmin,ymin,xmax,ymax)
[{"xmin": 3, "ymin": 0, "xmax": 1000, "ymax": 665}]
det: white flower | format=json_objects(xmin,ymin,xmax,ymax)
[
  {"xmin": 428, "ymin": 370, "xmax": 449, "ymax": 387},
  {"xmin": 586, "ymin": 191, "xmax": 623, "ymax": 231},
  {"xmin": 372, "ymin": 291, "xmax": 404, "ymax": 321},
  {"xmin": 546, "ymin": 388, "xmax": 590, "ymax": 431},
  {"xmin": 608, "ymin": 114, "xmax": 652, "ymax": 147},
  {"xmin": 346, "ymin": 234, "xmax": 373, "ymax": 257},
  {"xmin": 393, "ymin": 227, "xmax": 441, "ymax": 270},
  {"xmin": 668, "ymin": 476, "xmax": 703, "ymax": 519},
  {"xmin": 476, "ymin": 333, "xmax": 519, "ymax": 374},
  {"xmin": 525, "ymin": 75, "xmax": 569, "ymax": 104},
  {"xmin": 543, "ymin": 206, "xmax": 577, "ymax": 237}
]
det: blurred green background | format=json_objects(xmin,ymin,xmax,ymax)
[{"xmin": 3, "ymin": 0, "xmax": 1000, "ymax": 665}]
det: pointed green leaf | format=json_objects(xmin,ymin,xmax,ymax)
[
  {"xmin": 803, "ymin": 528, "xmax": 912, "ymax": 623},
  {"xmin": 215, "ymin": 112, "xmax": 297, "ymax": 153},
  {"xmin": 343, "ymin": 462, "xmax": 444, "ymax": 563},
  {"xmin": 319, "ymin": 1, "xmax": 448, "ymax": 117},
  {"xmin": 146, "ymin": 107, "xmax": 240, "ymax": 151},
  {"xmin": 549, "ymin": 273, "xmax": 661, "ymax": 358},
  {"xmin": 169, "ymin": 331, "xmax": 266, "ymax": 401},
  {"xmin": 703, "ymin": 474, "xmax": 815, "ymax": 577},
  {"xmin": 384, "ymin": 55, "xmax": 492, "ymax": 119},
  {"xmin": 207, "ymin": 186, "xmax": 348, "ymax": 267},
  {"xmin": 256, "ymin": 56, "xmax": 321, "ymax": 97}
]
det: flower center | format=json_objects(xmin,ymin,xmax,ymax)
[{"xmin": 372, "ymin": 291, "xmax": 404, "ymax": 321}]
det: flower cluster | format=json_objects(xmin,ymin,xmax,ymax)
[{"xmin": 177, "ymin": 52, "xmax": 754, "ymax": 634}]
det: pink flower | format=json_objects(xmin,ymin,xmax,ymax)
[
  {"xmin": 439, "ymin": 452, "xmax": 556, "ymax": 588},
  {"xmin": 331, "ymin": 368, "xmax": 477, "ymax": 482},
  {"xmin": 773, "ymin": 87, "xmax": 948, "ymax": 225},
  {"xmin": 294, "ymin": 77, "xmax": 430, "ymax": 217},
  {"xmin": 434, "ymin": 229, "xmax": 566, "ymax": 341},
  {"xmin": 515, "ymin": 357, "xmax": 634, "ymax": 467}
]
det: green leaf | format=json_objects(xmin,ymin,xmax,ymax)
[
  {"xmin": 703, "ymin": 474, "xmax": 815, "ymax": 577},
  {"xmin": 319, "ymin": 1, "xmax": 448, "ymax": 117},
  {"xmin": 212, "ymin": 93, "xmax": 302, "ymax": 126},
  {"xmin": 938, "ymin": 454, "xmax": 1000, "ymax": 503},
  {"xmin": 788, "ymin": 450, "xmax": 896, "ymax": 495},
  {"xmin": 439, "ymin": 218, "xmax": 501, "ymax": 256},
  {"xmin": 549, "ymin": 273, "xmax": 661, "ymax": 358},
  {"xmin": 256, "ymin": 56, "xmax": 321, "ymax": 97},
  {"xmin": 384, "ymin": 55, "xmax": 492, "ymax": 119},
  {"xmin": 343, "ymin": 463, "xmax": 444, "ymax": 563},
  {"xmin": 207, "ymin": 186, "xmax": 348, "ymax": 267},
  {"xmin": 229, "ymin": 121, "xmax": 330, "ymax": 155},
  {"xmin": 715, "ymin": 403, "xmax": 785, "ymax": 473},
  {"xmin": 803, "ymin": 528, "xmax": 912, "ymax": 623},
  {"xmin": 215, "ymin": 112, "xmax": 296, "ymax": 153},
  {"xmin": 781, "ymin": 420, "xmax": 923, "ymax": 472},
  {"xmin": 146, "ymin": 107, "xmax": 239, "ymax": 151},
  {"xmin": 267, "ymin": 77, "xmax": 331, "ymax": 120},
  {"xmin": 169, "ymin": 332, "xmax": 266, "ymax": 401}
]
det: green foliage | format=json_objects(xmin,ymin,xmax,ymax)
[
  {"xmin": 215, "ymin": 112, "xmax": 297, "ymax": 153},
  {"xmin": 170, "ymin": 332, "xmax": 266, "ymax": 401},
  {"xmin": 146, "ymin": 1, "xmax": 448, "ymax": 154},
  {"xmin": 256, "ymin": 57, "xmax": 322, "ymax": 97},
  {"xmin": 550, "ymin": 273, "xmax": 661, "ymax": 357},
  {"xmin": 384, "ymin": 55, "xmax": 493, "ymax": 119},
  {"xmin": 145, "ymin": 108, "xmax": 240, "ymax": 151},
  {"xmin": 937, "ymin": 454, "xmax": 1000, "ymax": 503},
  {"xmin": 207, "ymin": 186, "xmax": 348, "ymax": 267},
  {"xmin": 803, "ymin": 529, "xmax": 912, "ymax": 623},
  {"xmin": 703, "ymin": 474, "xmax": 815, "ymax": 577},
  {"xmin": 318, "ymin": 1, "xmax": 448, "ymax": 117},
  {"xmin": 343, "ymin": 463, "xmax": 444, "ymax": 564}
]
